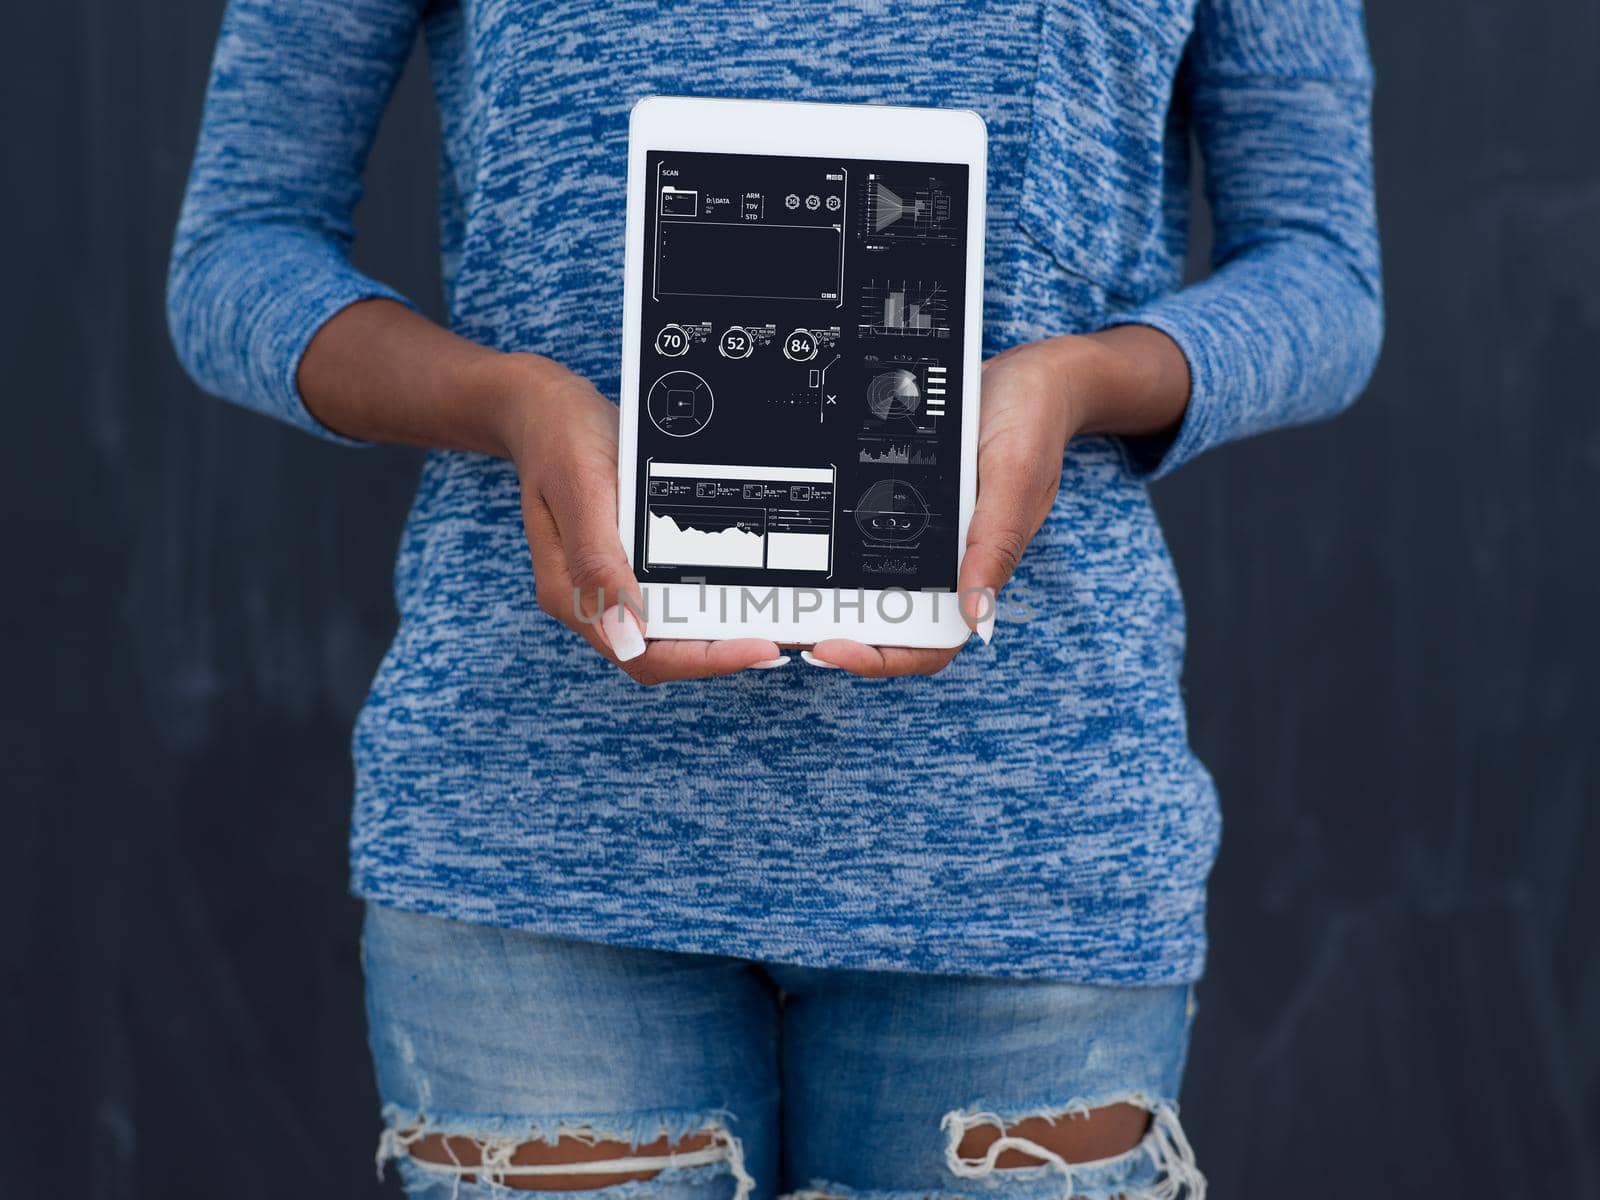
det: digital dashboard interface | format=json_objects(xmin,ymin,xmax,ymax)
[{"xmin": 633, "ymin": 150, "xmax": 970, "ymax": 591}]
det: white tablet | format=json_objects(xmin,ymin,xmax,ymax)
[{"xmin": 617, "ymin": 97, "xmax": 986, "ymax": 648}]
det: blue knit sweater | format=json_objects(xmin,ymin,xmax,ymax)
[{"xmin": 169, "ymin": 0, "xmax": 1381, "ymax": 982}]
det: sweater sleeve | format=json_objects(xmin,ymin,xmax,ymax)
[
  {"xmin": 166, "ymin": 0, "xmax": 426, "ymax": 443},
  {"xmin": 1116, "ymin": 0, "xmax": 1384, "ymax": 479}
]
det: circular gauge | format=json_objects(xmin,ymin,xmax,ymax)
[
  {"xmin": 826, "ymin": 195, "xmax": 842, "ymax": 211},
  {"xmin": 785, "ymin": 194, "xmax": 801, "ymax": 210},
  {"xmin": 783, "ymin": 329, "xmax": 819, "ymax": 362},
  {"xmin": 805, "ymin": 194, "xmax": 821, "ymax": 210},
  {"xmin": 654, "ymin": 324, "xmax": 690, "ymax": 357},
  {"xmin": 866, "ymin": 369, "xmax": 922, "ymax": 420},
  {"xmin": 718, "ymin": 327, "xmax": 753, "ymax": 359},
  {"xmin": 854, "ymin": 479, "xmax": 931, "ymax": 543},
  {"xmin": 646, "ymin": 370, "xmax": 714, "ymax": 437}
]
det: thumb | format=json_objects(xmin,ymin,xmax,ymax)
[
  {"xmin": 543, "ymin": 474, "xmax": 648, "ymax": 662},
  {"xmin": 956, "ymin": 474, "xmax": 1038, "ymax": 646}
]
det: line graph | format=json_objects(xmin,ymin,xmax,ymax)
[{"xmin": 646, "ymin": 507, "xmax": 765, "ymax": 569}]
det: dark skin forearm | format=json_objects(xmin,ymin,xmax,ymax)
[
  {"xmin": 297, "ymin": 300, "xmax": 1188, "ymax": 464},
  {"xmin": 297, "ymin": 298, "xmax": 563, "ymax": 458},
  {"xmin": 1000, "ymin": 323, "xmax": 1192, "ymax": 440}
]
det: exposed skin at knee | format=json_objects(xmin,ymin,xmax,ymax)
[
  {"xmin": 408, "ymin": 1129, "xmax": 716, "ymax": 1191},
  {"xmin": 953, "ymin": 1102, "xmax": 1151, "ymax": 1168}
]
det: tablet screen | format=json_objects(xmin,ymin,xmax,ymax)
[{"xmin": 632, "ymin": 150, "xmax": 971, "ymax": 593}]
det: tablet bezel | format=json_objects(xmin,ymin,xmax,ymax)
[{"xmin": 618, "ymin": 96, "xmax": 987, "ymax": 648}]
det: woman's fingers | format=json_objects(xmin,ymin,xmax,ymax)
[
  {"xmin": 957, "ymin": 446, "xmax": 1059, "ymax": 641},
  {"xmin": 806, "ymin": 639, "xmax": 960, "ymax": 678},
  {"xmin": 623, "ymin": 638, "xmax": 787, "ymax": 687},
  {"xmin": 524, "ymin": 496, "xmax": 617, "ymax": 658},
  {"xmin": 536, "ymin": 463, "xmax": 650, "ymax": 661},
  {"xmin": 792, "ymin": 439, "xmax": 1063, "ymax": 674},
  {"xmin": 526, "ymin": 489, "xmax": 784, "ymax": 682}
]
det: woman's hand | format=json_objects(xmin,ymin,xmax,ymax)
[
  {"xmin": 300, "ymin": 300, "xmax": 781, "ymax": 685},
  {"xmin": 482, "ymin": 354, "xmax": 786, "ymax": 685},
  {"xmin": 299, "ymin": 301, "xmax": 1185, "ymax": 686},
  {"xmin": 809, "ymin": 328, "xmax": 1189, "ymax": 677}
]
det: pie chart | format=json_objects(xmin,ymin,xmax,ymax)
[{"xmin": 866, "ymin": 369, "xmax": 922, "ymax": 420}]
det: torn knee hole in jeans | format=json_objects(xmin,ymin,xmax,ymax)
[
  {"xmin": 942, "ymin": 1096, "xmax": 1206, "ymax": 1199},
  {"xmin": 378, "ymin": 1111, "xmax": 755, "ymax": 1199}
]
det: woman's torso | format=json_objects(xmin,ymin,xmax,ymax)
[{"xmin": 352, "ymin": 0, "xmax": 1220, "ymax": 983}]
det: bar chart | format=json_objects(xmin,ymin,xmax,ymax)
[{"xmin": 859, "ymin": 279, "xmax": 950, "ymax": 339}]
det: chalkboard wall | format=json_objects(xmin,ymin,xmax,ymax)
[{"xmin": 4, "ymin": 3, "xmax": 1596, "ymax": 1196}]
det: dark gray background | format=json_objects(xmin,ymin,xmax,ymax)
[{"xmin": 5, "ymin": 3, "xmax": 1596, "ymax": 1196}]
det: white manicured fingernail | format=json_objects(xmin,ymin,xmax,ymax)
[
  {"xmin": 602, "ymin": 604, "xmax": 646, "ymax": 662},
  {"xmin": 749, "ymin": 657, "xmax": 791, "ymax": 670},
  {"xmin": 965, "ymin": 587, "xmax": 997, "ymax": 645},
  {"xmin": 801, "ymin": 651, "xmax": 839, "ymax": 669},
  {"xmin": 976, "ymin": 608, "xmax": 996, "ymax": 646}
]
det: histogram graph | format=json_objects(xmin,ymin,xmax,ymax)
[
  {"xmin": 859, "ymin": 279, "xmax": 950, "ymax": 339},
  {"xmin": 859, "ymin": 440, "xmax": 938, "ymax": 466}
]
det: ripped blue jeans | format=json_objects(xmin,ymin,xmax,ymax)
[{"xmin": 363, "ymin": 904, "xmax": 1204, "ymax": 1200}]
